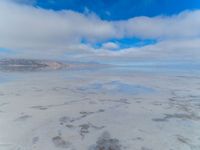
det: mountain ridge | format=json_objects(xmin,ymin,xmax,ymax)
[{"xmin": 0, "ymin": 58, "xmax": 108, "ymax": 72}]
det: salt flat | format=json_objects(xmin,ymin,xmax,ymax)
[{"xmin": 0, "ymin": 67, "xmax": 200, "ymax": 150}]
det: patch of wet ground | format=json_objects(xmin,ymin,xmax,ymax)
[
  {"xmin": 79, "ymin": 123, "xmax": 105, "ymax": 139},
  {"xmin": 141, "ymin": 147, "xmax": 152, "ymax": 150},
  {"xmin": 77, "ymin": 81, "xmax": 155, "ymax": 95},
  {"xmin": 29, "ymin": 99, "xmax": 88, "ymax": 111},
  {"xmin": 32, "ymin": 136, "xmax": 39, "ymax": 144},
  {"xmin": 15, "ymin": 114, "xmax": 32, "ymax": 121},
  {"xmin": 51, "ymin": 132, "xmax": 123, "ymax": 150},
  {"xmin": 176, "ymin": 135, "xmax": 200, "ymax": 150},
  {"xmin": 59, "ymin": 109, "xmax": 105, "ymax": 125},
  {"xmin": 52, "ymin": 136, "xmax": 72, "ymax": 149},
  {"xmin": 152, "ymin": 90, "xmax": 200, "ymax": 122},
  {"xmin": 89, "ymin": 132, "xmax": 122, "ymax": 150},
  {"xmin": 59, "ymin": 115, "xmax": 105, "ymax": 139},
  {"xmin": 30, "ymin": 105, "xmax": 48, "ymax": 110},
  {"xmin": 152, "ymin": 112, "xmax": 200, "ymax": 122}
]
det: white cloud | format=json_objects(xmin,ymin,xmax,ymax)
[
  {"xmin": 0, "ymin": 0, "xmax": 117, "ymax": 52},
  {"xmin": 88, "ymin": 38, "xmax": 200, "ymax": 62},
  {"xmin": 102, "ymin": 42, "xmax": 119, "ymax": 50},
  {"xmin": 0, "ymin": 0, "xmax": 200, "ymax": 62},
  {"xmin": 115, "ymin": 10, "xmax": 200, "ymax": 39}
]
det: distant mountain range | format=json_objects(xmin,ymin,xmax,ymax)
[{"xmin": 0, "ymin": 58, "xmax": 108, "ymax": 72}]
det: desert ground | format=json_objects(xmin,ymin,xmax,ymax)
[{"xmin": 0, "ymin": 67, "xmax": 200, "ymax": 150}]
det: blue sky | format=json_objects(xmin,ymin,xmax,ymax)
[
  {"xmin": 0, "ymin": 0, "xmax": 200, "ymax": 64},
  {"xmin": 33, "ymin": 0, "xmax": 200, "ymax": 20}
]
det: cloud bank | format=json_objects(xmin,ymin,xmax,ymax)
[{"xmin": 0, "ymin": 0, "xmax": 200, "ymax": 62}]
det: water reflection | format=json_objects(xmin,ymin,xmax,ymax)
[{"xmin": 78, "ymin": 81, "xmax": 155, "ymax": 95}]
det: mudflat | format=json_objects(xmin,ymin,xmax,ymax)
[{"xmin": 0, "ymin": 67, "xmax": 200, "ymax": 150}]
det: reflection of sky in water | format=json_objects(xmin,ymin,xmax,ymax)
[
  {"xmin": 102, "ymin": 61, "xmax": 200, "ymax": 74},
  {"xmin": 78, "ymin": 81, "xmax": 155, "ymax": 94},
  {"xmin": 0, "ymin": 77, "xmax": 9, "ymax": 84},
  {"xmin": 0, "ymin": 72, "xmax": 19, "ymax": 84}
]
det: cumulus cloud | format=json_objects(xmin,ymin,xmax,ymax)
[
  {"xmin": 0, "ymin": 0, "xmax": 116, "ymax": 52},
  {"xmin": 0, "ymin": 0, "xmax": 200, "ymax": 62},
  {"xmin": 102, "ymin": 42, "xmax": 119, "ymax": 50},
  {"xmin": 87, "ymin": 38, "xmax": 200, "ymax": 63},
  {"xmin": 116, "ymin": 11, "xmax": 200, "ymax": 39}
]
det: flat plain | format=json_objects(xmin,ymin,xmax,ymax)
[{"xmin": 0, "ymin": 67, "xmax": 200, "ymax": 150}]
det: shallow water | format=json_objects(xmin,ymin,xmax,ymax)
[{"xmin": 0, "ymin": 67, "xmax": 200, "ymax": 150}]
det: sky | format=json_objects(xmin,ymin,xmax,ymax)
[{"xmin": 0, "ymin": 0, "xmax": 200, "ymax": 64}]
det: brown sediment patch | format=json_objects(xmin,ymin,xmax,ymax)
[
  {"xmin": 59, "ymin": 116, "xmax": 71, "ymax": 124},
  {"xmin": 32, "ymin": 136, "xmax": 39, "ymax": 144},
  {"xmin": 152, "ymin": 113, "xmax": 200, "ymax": 122},
  {"xmin": 79, "ymin": 124, "xmax": 90, "ymax": 139},
  {"xmin": 78, "ymin": 123, "xmax": 105, "ymax": 139},
  {"xmin": 52, "ymin": 136, "xmax": 71, "ymax": 148},
  {"xmin": 62, "ymin": 109, "xmax": 105, "ymax": 123},
  {"xmin": 15, "ymin": 115, "xmax": 32, "ymax": 121},
  {"xmin": 30, "ymin": 105, "xmax": 48, "ymax": 110},
  {"xmin": 65, "ymin": 124, "xmax": 74, "ymax": 128},
  {"xmin": 176, "ymin": 135, "xmax": 190, "ymax": 144},
  {"xmin": 132, "ymin": 137, "xmax": 144, "ymax": 141},
  {"xmin": 89, "ymin": 131, "xmax": 121, "ymax": 150},
  {"xmin": 99, "ymin": 98, "xmax": 130, "ymax": 104},
  {"xmin": 175, "ymin": 135, "xmax": 200, "ymax": 150},
  {"xmin": 80, "ymin": 111, "xmax": 94, "ymax": 115},
  {"xmin": 0, "ymin": 102, "xmax": 9, "ymax": 107}
]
